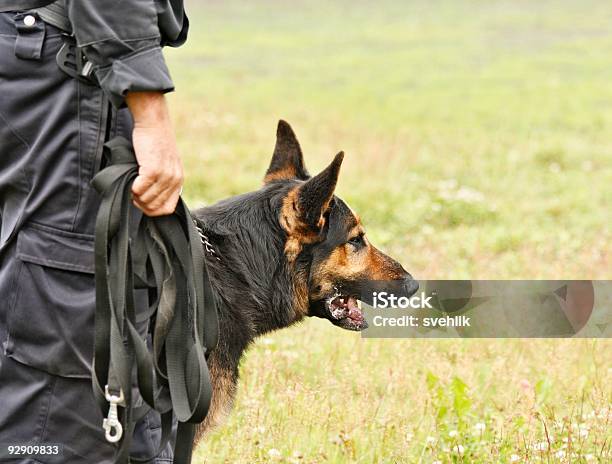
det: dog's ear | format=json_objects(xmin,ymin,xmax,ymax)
[
  {"xmin": 282, "ymin": 152, "xmax": 344, "ymax": 261},
  {"xmin": 264, "ymin": 120, "xmax": 310, "ymax": 183},
  {"xmin": 297, "ymin": 152, "xmax": 343, "ymax": 229}
]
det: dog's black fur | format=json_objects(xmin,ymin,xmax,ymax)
[{"xmin": 192, "ymin": 121, "xmax": 417, "ymax": 438}]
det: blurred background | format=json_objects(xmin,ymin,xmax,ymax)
[{"xmin": 165, "ymin": 1, "xmax": 611, "ymax": 462}]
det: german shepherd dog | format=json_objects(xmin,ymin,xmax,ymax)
[{"xmin": 192, "ymin": 120, "xmax": 418, "ymax": 439}]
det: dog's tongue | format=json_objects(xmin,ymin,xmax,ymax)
[{"xmin": 347, "ymin": 297, "xmax": 363, "ymax": 322}]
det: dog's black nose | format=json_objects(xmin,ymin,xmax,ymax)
[{"xmin": 403, "ymin": 277, "xmax": 419, "ymax": 297}]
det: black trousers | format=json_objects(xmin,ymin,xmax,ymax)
[{"xmin": 0, "ymin": 11, "xmax": 174, "ymax": 463}]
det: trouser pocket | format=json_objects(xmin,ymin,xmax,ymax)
[{"xmin": 5, "ymin": 223, "xmax": 96, "ymax": 378}]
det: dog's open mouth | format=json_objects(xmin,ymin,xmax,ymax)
[{"xmin": 326, "ymin": 295, "xmax": 368, "ymax": 331}]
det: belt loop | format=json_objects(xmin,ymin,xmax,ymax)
[{"xmin": 13, "ymin": 11, "xmax": 46, "ymax": 61}]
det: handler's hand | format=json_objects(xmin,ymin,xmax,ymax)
[{"xmin": 126, "ymin": 91, "xmax": 183, "ymax": 217}]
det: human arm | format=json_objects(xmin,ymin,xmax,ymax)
[{"xmin": 126, "ymin": 91, "xmax": 183, "ymax": 216}]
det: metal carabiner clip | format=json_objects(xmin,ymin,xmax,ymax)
[{"xmin": 102, "ymin": 385, "xmax": 125, "ymax": 443}]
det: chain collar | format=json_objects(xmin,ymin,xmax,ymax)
[{"xmin": 193, "ymin": 219, "xmax": 221, "ymax": 261}]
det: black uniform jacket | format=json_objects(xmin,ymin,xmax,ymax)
[{"xmin": 1, "ymin": 0, "xmax": 188, "ymax": 107}]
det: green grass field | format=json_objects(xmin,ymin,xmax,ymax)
[{"xmin": 165, "ymin": 1, "xmax": 610, "ymax": 462}]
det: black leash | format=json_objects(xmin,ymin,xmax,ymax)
[{"xmin": 91, "ymin": 136, "xmax": 219, "ymax": 464}]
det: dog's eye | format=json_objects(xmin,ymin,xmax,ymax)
[{"xmin": 348, "ymin": 234, "xmax": 365, "ymax": 248}]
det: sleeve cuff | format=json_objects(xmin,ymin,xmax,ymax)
[{"xmin": 94, "ymin": 46, "xmax": 175, "ymax": 108}]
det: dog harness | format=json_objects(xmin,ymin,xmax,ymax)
[{"xmin": 92, "ymin": 137, "xmax": 219, "ymax": 464}]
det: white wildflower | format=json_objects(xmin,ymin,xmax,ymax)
[
  {"xmin": 474, "ymin": 422, "xmax": 486, "ymax": 433},
  {"xmin": 533, "ymin": 441, "xmax": 548, "ymax": 451},
  {"xmin": 268, "ymin": 448, "xmax": 282, "ymax": 460},
  {"xmin": 454, "ymin": 186, "xmax": 485, "ymax": 203},
  {"xmin": 421, "ymin": 224, "xmax": 435, "ymax": 235},
  {"xmin": 280, "ymin": 350, "xmax": 298, "ymax": 359},
  {"xmin": 555, "ymin": 450, "xmax": 566, "ymax": 459},
  {"xmin": 437, "ymin": 179, "xmax": 458, "ymax": 191},
  {"xmin": 449, "ymin": 430, "xmax": 458, "ymax": 438},
  {"xmin": 510, "ymin": 454, "xmax": 520, "ymax": 462},
  {"xmin": 453, "ymin": 444, "xmax": 465, "ymax": 455}
]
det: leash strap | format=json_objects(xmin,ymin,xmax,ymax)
[{"xmin": 91, "ymin": 136, "xmax": 219, "ymax": 464}]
